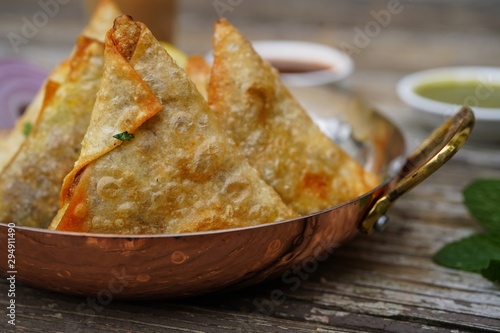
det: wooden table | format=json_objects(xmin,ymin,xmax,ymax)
[{"xmin": 1, "ymin": 1, "xmax": 500, "ymax": 332}]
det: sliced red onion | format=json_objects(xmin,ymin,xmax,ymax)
[{"xmin": 0, "ymin": 59, "xmax": 48, "ymax": 129}]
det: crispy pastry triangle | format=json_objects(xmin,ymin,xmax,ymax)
[
  {"xmin": 208, "ymin": 19, "xmax": 379, "ymax": 214},
  {"xmin": 0, "ymin": 0, "xmax": 120, "ymax": 173},
  {"xmin": 0, "ymin": 37, "xmax": 104, "ymax": 228},
  {"xmin": 0, "ymin": 61, "xmax": 71, "ymax": 173},
  {"xmin": 83, "ymin": 0, "xmax": 122, "ymax": 43},
  {"xmin": 49, "ymin": 16, "xmax": 296, "ymax": 234},
  {"xmin": 0, "ymin": 0, "xmax": 121, "ymax": 227},
  {"xmin": 0, "ymin": 82, "xmax": 47, "ymax": 172}
]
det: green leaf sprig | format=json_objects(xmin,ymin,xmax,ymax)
[
  {"xmin": 433, "ymin": 179, "xmax": 500, "ymax": 283},
  {"xmin": 23, "ymin": 121, "xmax": 32, "ymax": 137},
  {"xmin": 113, "ymin": 131, "xmax": 135, "ymax": 141}
]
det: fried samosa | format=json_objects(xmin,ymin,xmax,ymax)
[
  {"xmin": 82, "ymin": 0, "xmax": 122, "ymax": 43},
  {"xmin": 208, "ymin": 19, "xmax": 379, "ymax": 215},
  {"xmin": 0, "ymin": 1, "xmax": 121, "ymax": 228},
  {"xmin": 0, "ymin": 83, "xmax": 47, "ymax": 172},
  {"xmin": 0, "ymin": 57, "xmax": 72, "ymax": 173},
  {"xmin": 0, "ymin": 0, "xmax": 120, "ymax": 173},
  {"xmin": 49, "ymin": 16, "xmax": 297, "ymax": 234},
  {"xmin": 0, "ymin": 38, "xmax": 104, "ymax": 228}
]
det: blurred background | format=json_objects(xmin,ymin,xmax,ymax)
[
  {"xmin": 0, "ymin": 0, "xmax": 499, "ymax": 152},
  {"xmin": 1, "ymin": 0, "xmax": 499, "ymax": 70}
]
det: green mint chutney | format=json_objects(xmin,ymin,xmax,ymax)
[{"xmin": 414, "ymin": 80, "xmax": 500, "ymax": 108}]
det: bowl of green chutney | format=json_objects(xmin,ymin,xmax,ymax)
[{"xmin": 397, "ymin": 66, "xmax": 500, "ymax": 143}]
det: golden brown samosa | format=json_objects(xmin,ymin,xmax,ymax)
[
  {"xmin": 0, "ymin": 60, "xmax": 72, "ymax": 173},
  {"xmin": 49, "ymin": 16, "xmax": 297, "ymax": 234},
  {"xmin": 208, "ymin": 19, "xmax": 379, "ymax": 215},
  {"xmin": 0, "ymin": 84, "xmax": 47, "ymax": 172},
  {"xmin": 0, "ymin": 0, "xmax": 120, "ymax": 173},
  {"xmin": 0, "ymin": 37, "xmax": 104, "ymax": 228},
  {"xmin": 0, "ymin": 0, "xmax": 121, "ymax": 228},
  {"xmin": 82, "ymin": 0, "xmax": 122, "ymax": 43}
]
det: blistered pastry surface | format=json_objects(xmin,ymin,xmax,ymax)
[
  {"xmin": 53, "ymin": 16, "xmax": 296, "ymax": 234},
  {"xmin": 209, "ymin": 19, "xmax": 379, "ymax": 215},
  {"xmin": 0, "ymin": 39, "xmax": 103, "ymax": 228}
]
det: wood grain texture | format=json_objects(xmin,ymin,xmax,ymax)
[
  {"xmin": 1, "ymin": 1, "xmax": 500, "ymax": 332},
  {"xmin": 1, "ymin": 161, "xmax": 498, "ymax": 332}
]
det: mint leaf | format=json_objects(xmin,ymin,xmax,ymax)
[
  {"xmin": 464, "ymin": 179, "xmax": 500, "ymax": 232},
  {"xmin": 23, "ymin": 122, "xmax": 32, "ymax": 137},
  {"xmin": 113, "ymin": 131, "xmax": 135, "ymax": 141},
  {"xmin": 433, "ymin": 233, "xmax": 500, "ymax": 272},
  {"xmin": 481, "ymin": 259, "xmax": 500, "ymax": 283},
  {"xmin": 434, "ymin": 179, "xmax": 500, "ymax": 283}
]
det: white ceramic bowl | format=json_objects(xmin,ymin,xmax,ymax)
[
  {"xmin": 397, "ymin": 66, "xmax": 500, "ymax": 143},
  {"xmin": 206, "ymin": 40, "xmax": 354, "ymax": 87},
  {"xmin": 251, "ymin": 40, "xmax": 354, "ymax": 86}
]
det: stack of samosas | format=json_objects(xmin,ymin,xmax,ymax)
[{"xmin": 0, "ymin": 0, "xmax": 378, "ymax": 234}]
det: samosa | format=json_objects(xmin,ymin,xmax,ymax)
[
  {"xmin": 0, "ymin": 0, "xmax": 120, "ymax": 173},
  {"xmin": 49, "ymin": 16, "xmax": 297, "ymax": 234},
  {"xmin": 82, "ymin": 0, "xmax": 122, "ymax": 43},
  {"xmin": 0, "ymin": 0, "xmax": 121, "ymax": 228},
  {"xmin": 208, "ymin": 19, "xmax": 379, "ymax": 215},
  {"xmin": 0, "ymin": 60, "xmax": 71, "ymax": 173},
  {"xmin": 0, "ymin": 38, "xmax": 104, "ymax": 228}
]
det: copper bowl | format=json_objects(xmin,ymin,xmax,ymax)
[{"xmin": 0, "ymin": 91, "xmax": 474, "ymax": 300}]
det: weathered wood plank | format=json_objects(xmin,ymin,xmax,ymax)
[
  {"xmin": 1, "ymin": 1, "xmax": 500, "ymax": 332},
  {"xmin": 0, "ymin": 281, "xmax": 362, "ymax": 333}
]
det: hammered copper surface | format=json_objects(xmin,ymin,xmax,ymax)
[{"xmin": 0, "ymin": 96, "xmax": 473, "ymax": 300}]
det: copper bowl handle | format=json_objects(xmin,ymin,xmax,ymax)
[{"xmin": 361, "ymin": 106, "xmax": 475, "ymax": 233}]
